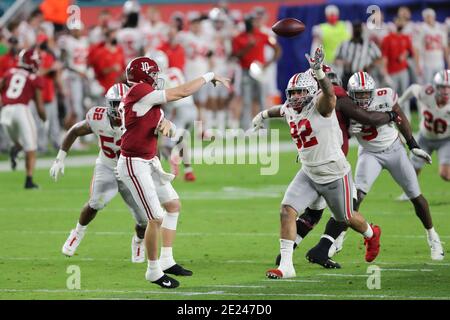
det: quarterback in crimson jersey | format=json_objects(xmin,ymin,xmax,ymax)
[
  {"xmin": 0, "ymin": 48, "xmax": 46, "ymax": 189},
  {"xmin": 116, "ymin": 56, "xmax": 229, "ymax": 288}
]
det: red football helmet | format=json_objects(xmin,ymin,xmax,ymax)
[
  {"xmin": 126, "ymin": 56, "xmax": 161, "ymax": 88},
  {"xmin": 18, "ymin": 48, "xmax": 40, "ymax": 73}
]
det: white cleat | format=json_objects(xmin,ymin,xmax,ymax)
[
  {"xmin": 131, "ymin": 235, "xmax": 145, "ymax": 263},
  {"xmin": 62, "ymin": 229, "xmax": 85, "ymax": 257},
  {"xmin": 329, "ymin": 231, "xmax": 346, "ymax": 257},
  {"xmin": 427, "ymin": 236, "xmax": 444, "ymax": 261},
  {"xmin": 266, "ymin": 267, "xmax": 296, "ymax": 279},
  {"xmin": 396, "ymin": 193, "xmax": 409, "ymax": 201}
]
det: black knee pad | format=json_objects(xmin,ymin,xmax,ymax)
[{"xmin": 298, "ymin": 208, "xmax": 324, "ymax": 230}]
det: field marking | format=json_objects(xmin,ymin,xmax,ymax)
[
  {"xmin": 0, "ymin": 288, "xmax": 449, "ymax": 300},
  {"xmin": 380, "ymin": 268, "xmax": 434, "ymax": 272},
  {"xmin": 205, "ymin": 285, "xmax": 266, "ymax": 288},
  {"xmin": 262, "ymin": 279, "xmax": 324, "ymax": 283},
  {"xmin": 319, "ymin": 273, "xmax": 367, "ymax": 277}
]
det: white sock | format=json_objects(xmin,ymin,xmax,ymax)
[
  {"xmin": 133, "ymin": 234, "xmax": 143, "ymax": 243},
  {"xmin": 426, "ymin": 227, "xmax": 438, "ymax": 239},
  {"xmin": 146, "ymin": 260, "xmax": 164, "ymax": 281},
  {"xmin": 294, "ymin": 235, "xmax": 303, "ymax": 246},
  {"xmin": 184, "ymin": 166, "xmax": 193, "ymax": 174},
  {"xmin": 161, "ymin": 212, "xmax": 179, "ymax": 231},
  {"xmin": 75, "ymin": 222, "xmax": 87, "ymax": 233},
  {"xmin": 159, "ymin": 247, "xmax": 176, "ymax": 270},
  {"xmin": 279, "ymin": 239, "xmax": 294, "ymax": 270},
  {"xmin": 362, "ymin": 223, "xmax": 374, "ymax": 239}
]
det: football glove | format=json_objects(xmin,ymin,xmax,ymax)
[
  {"xmin": 305, "ymin": 45, "xmax": 325, "ymax": 71},
  {"xmin": 252, "ymin": 112, "xmax": 265, "ymax": 131},
  {"xmin": 349, "ymin": 121, "xmax": 363, "ymax": 134},
  {"xmin": 50, "ymin": 159, "xmax": 65, "ymax": 181},
  {"xmin": 411, "ymin": 148, "xmax": 432, "ymax": 164}
]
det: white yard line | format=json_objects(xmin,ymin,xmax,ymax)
[{"xmin": 0, "ymin": 288, "xmax": 448, "ymax": 300}]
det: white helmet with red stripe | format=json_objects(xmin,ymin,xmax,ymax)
[
  {"xmin": 433, "ymin": 69, "xmax": 450, "ymax": 104},
  {"xmin": 347, "ymin": 71, "xmax": 376, "ymax": 109},
  {"xmin": 105, "ymin": 83, "xmax": 129, "ymax": 121},
  {"xmin": 285, "ymin": 72, "xmax": 318, "ymax": 111}
]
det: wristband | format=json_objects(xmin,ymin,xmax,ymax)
[
  {"xmin": 406, "ymin": 138, "xmax": 419, "ymax": 150},
  {"xmin": 56, "ymin": 150, "xmax": 67, "ymax": 162},
  {"xmin": 202, "ymin": 72, "xmax": 215, "ymax": 83},
  {"xmin": 313, "ymin": 68, "xmax": 326, "ymax": 80},
  {"xmin": 261, "ymin": 110, "xmax": 269, "ymax": 119}
]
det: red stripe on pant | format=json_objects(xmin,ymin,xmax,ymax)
[
  {"xmin": 343, "ymin": 174, "xmax": 353, "ymax": 220},
  {"xmin": 126, "ymin": 157, "xmax": 154, "ymax": 220}
]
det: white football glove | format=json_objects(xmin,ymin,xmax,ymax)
[
  {"xmin": 50, "ymin": 159, "xmax": 65, "ymax": 181},
  {"xmin": 411, "ymin": 148, "xmax": 432, "ymax": 164},
  {"xmin": 252, "ymin": 112, "xmax": 265, "ymax": 131},
  {"xmin": 349, "ymin": 121, "xmax": 363, "ymax": 134},
  {"xmin": 305, "ymin": 45, "xmax": 325, "ymax": 71}
]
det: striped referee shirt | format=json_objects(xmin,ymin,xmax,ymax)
[{"xmin": 335, "ymin": 40, "xmax": 381, "ymax": 73}]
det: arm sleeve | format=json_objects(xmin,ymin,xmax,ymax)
[{"xmin": 132, "ymin": 84, "xmax": 167, "ymax": 117}]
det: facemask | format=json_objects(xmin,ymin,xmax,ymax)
[{"xmin": 327, "ymin": 15, "xmax": 339, "ymax": 25}]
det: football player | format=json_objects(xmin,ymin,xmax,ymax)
[
  {"xmin": 348, "ymin": 71, "xmax": 444, "ymax": 260},
  {"xmin": 255, "ymin": 65, "xmax": 399, "ymax": 269},
  {"xmin": 116, "ymin": 56, "xmax": 229, "ymax": 288},
  {"xmin": 254, "ymin": 47, "xmax": 381, "ymax": 279},
  {"xmin": 147, "ymin": 50, "xmax": 197, "ymax": 181},
  {"xmin": 0, "ymin": 48, "xmax": 46, "ymax": 189},
  {"xmin": 50, "ymin": 83, "xmax": 193, "ymax": 275},
  {"xmin": 397, "ymin": 69, "xmax": 450, "ymax": 196}
]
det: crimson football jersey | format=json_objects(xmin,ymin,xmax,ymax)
[
  {"xmin": 1, "ymin": 67, "xmax": 44, "ymax": 106},
  {"xmin": 334, "ymin": 85, "xmax": 350, "ymax": 156},
  {"xmin": 120, "ymin": 82, "xmax": 167, "ymax": 160}
]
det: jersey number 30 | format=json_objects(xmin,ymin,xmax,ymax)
[{"xmin": 290, "ymin": 119, "xmax": 318, "ymax": 149}]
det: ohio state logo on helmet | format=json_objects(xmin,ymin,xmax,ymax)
[{"xmin": 126, "ymin": 56, "xmax": 160, "ymax": 87}]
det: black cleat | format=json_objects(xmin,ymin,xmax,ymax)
[
  {"xmin": 275, "ymin": 243, "xmax": 298, "ymax": 266},
  {"xmin": 10, "ymin": 146, "xmax": 20, "ymax": 171},
  {"xmin": 163, "ymin": 264, "xmax": 193, "ymax": 276},
  {"xmin": 306, "ymin": 247, "xmax": 341, "ymax": 269},
  {"xmin": 151, "ymin": 274, "xmax": 180, "ymax": 289},
  {"xmin": 25, "ymin": 180, "xmax": 39, "ymax": 189}
]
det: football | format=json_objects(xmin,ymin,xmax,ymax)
[{"xmin": 271, "ymin": 18, "xmax": 305, "ymax": 38}]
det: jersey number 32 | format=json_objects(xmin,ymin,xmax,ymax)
[{"xmin": 290, "ymin": 120, "xmax": 318, "ymax": 149}]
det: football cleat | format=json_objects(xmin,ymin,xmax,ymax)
[
  {"xmin": 147, "ymin": 273, "xmax": 180, "ymax": 289},
  {"xmin": 395, "ymin": 193, "xmax": 409, "ymax": 201},
  {"xmin": 10, "ymin": 146, "xmax": 20, "ymax": 171},
  {"xmin": 184, "ymin": 171, "xmax": 196, "ymax": 182},
  {"xmin": 131, "ymin": 235, "xmax": 145, "ymax": 263},
  {"xmin": 62, "ymin": 229, "xmax": 85, "ymax": 257},
  {"xmin": 306, "ymin": 247, "xmax": 341, "ymax": 269},
  {"xmin": 163, "ymin": 263, "xmax": 193, "ymax": 276},
  {"xmin": 266, "ymin": 267, "xmax": 296, "ymax": 279},
  {"xmin": 364, "ymin": 224, "xmax": 381, "ymax": 262},
  {"xmin": 24, "ymin": 180, "xmax": 39, "ymax": 189},
  {"xmin": 427, "ymin": 236, "xmax": 444, "ymax": 261}
]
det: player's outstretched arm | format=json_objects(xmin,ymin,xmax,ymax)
[
  {"xmin": 306, "ymin": 46, "xmax": 336, "ymax": 117},
  {"xmin": 392, "ymin": 103, "xmax": 432, "ymax": 164},
  {"xmin": 398, "ymin": 84, "xmax": 421, "ymax": 107},
  {"xmin": 34, "ymin": 89, "xmax": 46, "ymax": 122},
  {"xmin": 338, "ymin": 97, "xmax": 399, "ymax": 126},
  {"xmin": 252, "ymin": 105, "xmax": 283, "ymax": 130},
  {"xmin": 50, "ymin": 120, "xmax": 93, "ymax": 181},
  {"xmin": 165, "ymin": 73, "xmax": 230, "ymax": 103}
]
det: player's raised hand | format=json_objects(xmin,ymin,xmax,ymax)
[
  {"xmin": 50, "ymin": 159, "xmax": 65, "ymax": 182},
  {"xmin": 212, "ymin": 75, "xmax": 231, "ymax": 90},
  {"xmin": 305, "ymin": 45, "xmax": 325, "ymax": 71},
  {"xmin": 157, "ymin": 118, "xmax": 176, "ymax": 138},
  {"xmin": 411, "ymin": 148, "xmax": 432, "ymax": 164}
]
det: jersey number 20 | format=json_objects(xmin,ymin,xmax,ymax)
[{"xmin": 290, "ymin": 119, "xmax": 318, "ymax": 149}]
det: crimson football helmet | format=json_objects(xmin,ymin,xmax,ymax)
[
  {"xmin": 285, "ymin": 72, "xmax": 318, "ymax": 111},
  {"xmin": 18, "ymin": 48, "xmax": 40, "ymax": 73},
  {"xmin": 433, "ymin": 69, "xmax": 450, "ymax": 104},
  {"xmin": 126, "ymin": 56, "xmax": 163, "ymax": 89}
]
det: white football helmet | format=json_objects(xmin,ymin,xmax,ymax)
[
  {"xmin": 285, "ymin": 72, "xmax": 318, "ymax": 111},
  {"xmin": 105, "ymin": 83, "xmax": 129, "ymax": 121},
  {"xmin": 146, "ymin": 50, "xmax": 169, "ymax": 72},
  {"xmin": 347, "ymin": 71, "xmax": 376, "ymax": 109},
  {"xmin": 433, "ymin": 69, "xmax": 450, "ymax": 104}
]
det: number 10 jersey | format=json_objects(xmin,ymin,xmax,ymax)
[
  {"xmin": 85, "ymin": 106, "xmax": 122, "ymax": 169},
  {"xmin": 281, "ymin": 101, "xmax": 349, "ymax": 184}
]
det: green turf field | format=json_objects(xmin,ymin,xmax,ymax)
[{"xmin": 0, "ymin": 119, "xmax": 449, "ymax": 300}]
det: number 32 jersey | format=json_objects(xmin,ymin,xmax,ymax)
[
  {"xmin": 86, "ymin": 106, "xmax": 122, "ymax": 169},
  {"xmin": 354, "ymin": 88, "xmax": 399, "ymax": 152},
  {"xmin": 281, "ymin": 101, "xmax": 349, "ymax": 184}
]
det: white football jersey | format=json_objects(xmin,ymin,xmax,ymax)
[
  {"xmin": 161, "ymin": 67, "xmax": 195, "ymax": 108},
  {"xmin": 282, "ymin": 100, "xmax": 349, "ymax": 184},
  {"xmin": 86, "ymin": 106, "xmax": 123, "ymax": 169},
  {"xmin": 58, "ymin": 35, "xmax": 89, "ymax": 74},
  {"xmin": 418, "ymin": 22, "xmax": 448, "ymax": 69},
  {"xmin": 401, "ymin": 84, "xmax": 450, "ymax": 140},
  {"xmin": 117, "ymin": 28, "xmax": 144, "ymax": 64},
  {"xmin": 178, "ymin": 31, "xmax": 211, "ymax": 80},
  {"xmin": 354, "ymin": 87, "xmax": 399, "ymax": 152}
]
